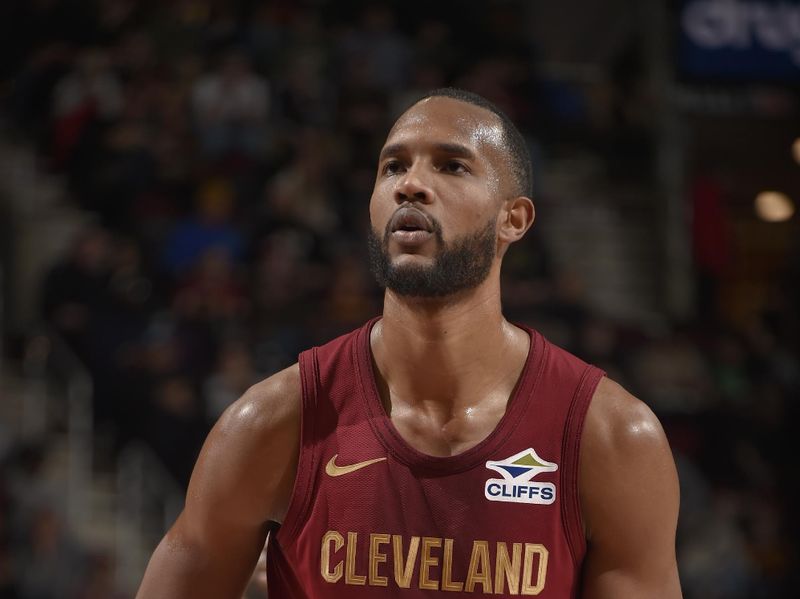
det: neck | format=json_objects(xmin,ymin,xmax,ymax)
[{"xmin": 371, "ymin": 275, "xmax": 528, "ymax": 411}]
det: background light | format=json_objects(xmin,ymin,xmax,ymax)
[
  {"xmin": 755, "ymin": 191, "xmax": 795, "ymax": 222},
  {"xmin": 793, "ymin": 138, "xmax": 800, "ymax": 165}
]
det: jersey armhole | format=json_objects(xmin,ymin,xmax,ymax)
[
  {"xmin": 560, "ymin": 366, "xmax": 605, "ymax": 568},
  {"xmin": 274, "ymin": 348, "xmax": 320, "ymax": 547}
]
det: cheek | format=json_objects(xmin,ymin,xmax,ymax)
[
  {"xmin": 368, "ymin": 198, "xmax": 378, "ymax": 227},
  {"xmin": 456, "ymin": 182, "xmax": 499, "ymax": 224},
  {"xmin": 368, "ymin": 193, "xmax": 388, "ymax": 231}
]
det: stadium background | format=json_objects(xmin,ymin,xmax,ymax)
[{"xmin": 1, "ymin": 1, "xmax": 798, "ymax": 597}]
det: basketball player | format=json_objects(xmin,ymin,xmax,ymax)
[{"xmin": 136, "ymin": 88, "xmax": 682, "ymax": 597}]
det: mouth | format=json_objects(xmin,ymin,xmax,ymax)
[
  {"xmin": 388, "ymin": 206, "xmax": 435, "ymax": 247},
  {"xmin": 390, "ymin": 206, "xmax": 433, "ymax": 233}
]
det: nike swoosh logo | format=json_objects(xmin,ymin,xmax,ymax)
[{"xmin": 325, "ymin": 454, "xmax": 387, "ymax": 477}]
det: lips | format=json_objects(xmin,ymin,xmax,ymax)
[
  {"xmin": 387, "ymin": 206, "xmax": 435, "ymax": 248},
  {"xmin": 389, "ymin": 206, "xmax": 433, "ymax": 233}
]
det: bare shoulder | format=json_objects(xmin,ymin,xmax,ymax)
[
  {"xmin": 582, "ymin": 377, "xmax": 671, "ymax": 460},
  {"xmin": 218, "ymin": 362, "xmax": 302, "ymax": 443},
  {"xmin": 135, "ymin": 366, "xmax": 303, "ymax": 597},
  {"xmin": 580, "ymin": 377, "xmax": 677, "ymax": 509},
  {"xmin": 578, "ymin": 377, "xmax": 682, "ymax": 598},
  {"xmin": 185, "ymin": 363, "xmax": 302, "ymax": 527}
]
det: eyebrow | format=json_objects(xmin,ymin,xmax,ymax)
[{"xmin": 379, "ymin": 142, "xmax": 476, "ymax": 161}]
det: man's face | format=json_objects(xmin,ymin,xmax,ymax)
[{"xmin": 368, "ymin": 97, "xmax": 510, "ymax": 297}]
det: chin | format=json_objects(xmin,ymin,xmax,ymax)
[{"xmin": 390, "ymin": 253, "xmax": 435, "ymax": 269}]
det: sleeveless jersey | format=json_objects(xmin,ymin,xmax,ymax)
[{"xmin": 266, "ymin": 318, "xmax": 605, "ymax": 598}]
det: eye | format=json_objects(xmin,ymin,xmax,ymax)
[
  {"xmin": 442, "ymin": 160, "xmax": 468, "ymax": 174},
  {"xmin": 382, "ymin": 160, "xmax": 405, "ymax": 176}
]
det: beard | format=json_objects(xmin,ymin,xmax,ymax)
[{"xmin": 367, "ymin": 215, "xmax": 497, "ymax": 298}]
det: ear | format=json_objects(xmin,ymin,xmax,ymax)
[{"xmin": 497, "ymin": 196, "xmax": 535, "ymax": 253}]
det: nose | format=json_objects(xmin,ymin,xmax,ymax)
[{"xmin": 394, "ymin": 165, "xmax": 433, "ymax": 205}]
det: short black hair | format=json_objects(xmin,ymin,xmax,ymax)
[{"xmin": 415, "ymin": 87, "xmax": 533, "ymax": 198}]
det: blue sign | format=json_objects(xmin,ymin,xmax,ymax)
[{"xmin": 678, "ymin": 0, "xmax": 800, "ymax": 80}]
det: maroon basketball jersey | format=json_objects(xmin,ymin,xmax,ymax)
[{"xmin": 267, "ymin": 318, "xmax": 604, "ymax": 597}]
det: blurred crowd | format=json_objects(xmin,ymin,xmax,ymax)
[{"xmin": 1, "ymin": 1, "xmax": 799, "ymax": 598}]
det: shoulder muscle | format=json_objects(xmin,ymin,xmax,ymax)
[
  {"xmin": 183, "ymin": 363, "xmax": 302, "ymax": 534},
  {"xmin": 135, "ymin": 364, "xmax": 302, "ymax": 598},
  {"xmin": 579, "ymin": 377, "xmax": 682, "ymax": 598}
]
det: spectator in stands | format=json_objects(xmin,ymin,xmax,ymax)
[
  {"xmin": 50, "ymin": 48, "xmax": 123, "ymax": 168},
  {"xmin": 162, "ymin": 177, "xmax": 244, "ymax": 275},
  {"xmin": 337, "ymin": 5, "xmax": 411, "ymax": 92},
  {"xmin": 263, "ymin": 129, "xmax": 339, "ymax": 235},
  {"xmin": 191, "ymin": 49, "xmax": 269, "ymax": 161},
  {"xmin": 172, "ymin": 247, "xmax": 248, "ymax": 325},
  {"xmin": 40, "ymin": 225, "xmax": 112, "ymax": 362}
]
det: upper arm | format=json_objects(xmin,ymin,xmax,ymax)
[
  {"xmin": 135, "ymin": 364, "xmax": 301, "ymax": 599},
  {"xmin": 579, "ymin": 377, "xmax": 683, "ymax": 599}
]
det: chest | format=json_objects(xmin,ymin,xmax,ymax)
[
  {"xmin": 267, "ymin": 326, "xmax": 597, "ymax": 597},
  {"xmin": 283, "ymin": 419, "xmax": 574, "ymax": 597}
]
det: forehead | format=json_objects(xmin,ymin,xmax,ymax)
[{"xmin": 385, "ymin": 97, "xmax": 505, "ymax": 158}]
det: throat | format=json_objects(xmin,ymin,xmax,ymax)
[{"xmin": 368, "ymin": 316, "xmax": 532, "ymax": 457}]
